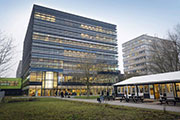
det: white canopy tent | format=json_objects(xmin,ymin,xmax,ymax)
[{"xmin": 114, "ymin": 71, "xmax": 180, "ymax": 86}]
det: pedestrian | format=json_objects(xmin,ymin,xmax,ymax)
[
  {"xmin": 68, "ymin": 92, "xmax": 70, "ymax": 98},
  {"xmin": 55, "ymin": 91, "xmax": 57, "ymax": 97},
  {"xmin": 97, "ymin": 97, "xmax": 101, "ymax": 103},
  {"xmin": 100, "ymin": 95, "xmax": 104, "ymax": 103},
  {"xmin": 61, "ymin": 91, "xmax": 64, "ymax": 98},
  {"xmin": 35, "ymin": 91, "xmax": 38, "ymax": 97},
  {"xmin": 101, "ymin": 91, "xmax": 104, "ymax": 96},
  {"xmin": 65, "ymin": 91, "xmax": 68, "ymax": 98},
  {"xmin": 59, "ymin": 91, "xmax": 60, "ymax": 96},
  {"xmin": 107, "ymin": 91, "xmax": 109, "ymax": 97}
]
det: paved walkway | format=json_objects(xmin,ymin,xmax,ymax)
[{"xmin": 55, "ymin": 97, "xmax": 180, "ymax": 113}]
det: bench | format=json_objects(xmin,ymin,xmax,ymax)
[
  {"xmin": 104, "ymin": 96, "xmax": 115, "ymax": 101},
  {"xmin": 116, "ymin": 94, "xmax": 126, "ymax": 102},
  {"xmin": 117, "ymin": 93, "xmax": 144, "ymax": 103},
  {"xmin": 160, "ymin": 93, "xmax": 180, "ymax": 105},
  {"xmin": 133, "ymin": 96, "xmax": 144, "ymax": 103},
  {"xmin": 159, "ymin": 94, "xmax": 167, "ymax": 104},
  {"xmin": 127, "ymin": 94, "xmax": 144, "ymax": 103},
  {"xmin": 125, "ymin": 94, "xmax": 136, "ymax": 102},
  {"xmin": 159, "ymin": 96, "xmax": 166, "ymax": 104},
  {"xmin": 166, "ymin": 97, "xmax": 180, "ymax": 105}
]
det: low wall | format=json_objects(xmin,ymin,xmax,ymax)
[{"xmin": 0, "ymin": 91, "xmax": 5, "ymax": 102}]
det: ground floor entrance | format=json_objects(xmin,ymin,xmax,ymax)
[{"xmin": 25, "ymin": 85, "xmax": 113, "ymax": 96}]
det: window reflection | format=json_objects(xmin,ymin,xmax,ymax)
[
  {"xmin": 32, "ymin": 32, "xmax": 116, "ymax": 51},
  {"xmin": 80, "ymin": 24, "xmax": 116, "ymax": 35},
  {"xmin": 34, "ymin": 12, "xmax": 56, "ymax": 22}
]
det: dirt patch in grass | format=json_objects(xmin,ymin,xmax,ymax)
[
  {"xmin": 1, "ymin": 97, "xmax": 37, "ymax": 103},
  {"xmin": 73, "ymin": 95, "xmax": 99, "ymax": 99}
]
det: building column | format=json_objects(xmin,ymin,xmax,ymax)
[
  {"xmin": 136, "ymin": 85, "xmax": 139, "ymax": 97},
  {"xmin": 174, "ymin": 83, "xmax": 177, "ymax": 97}
]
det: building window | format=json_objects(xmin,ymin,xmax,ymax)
[
  {"xmin": 34, "ymin": 12, "xmax": 56, "ymax": 22},
  {"xmin": 45, "ymin": 72, "xmax": 54, "ymax": 89}
]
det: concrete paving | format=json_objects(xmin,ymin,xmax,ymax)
[{"xmin": 55, "ymin": 97, "xmax": 180, "ymax": 113}]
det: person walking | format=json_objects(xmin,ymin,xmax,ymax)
[
  {"xmin": 59, "ymin": 91, "xmax": 61, "ymax": 96},
  {"xmin": 61, "ymin": 91, "xmax": 64, "ymax": 98},
  {"xmin": 97, "ymin": 97, "xmax": 101, "ymax": 103},
  {"xmin": 55, "ymin": 91, "xmax": 57, "ymax": 97},
  {"xmin": 65, "ymin": 91, "xmax": 68, "ymax": 98},
  {"xmin": 100, "ymin": 95, "xmax": 104, "ymax": 103}
]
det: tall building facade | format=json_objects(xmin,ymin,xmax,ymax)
[
  {"xmin": 22, "ymin": 5, "xmax": 118, "ymax": 96},
  {"xmin": 16, "ymin": 60, "xmax": 22, "ymax": 78},
  {"xmin": 122, "ymin": 34, "xmax": 167, "ymax": 75}
]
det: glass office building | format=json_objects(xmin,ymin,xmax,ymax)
[{"xmin": 22, "ymin": 5, "xmax": 118, "ymax": 96}]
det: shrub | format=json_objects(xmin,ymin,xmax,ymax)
[
  {"xmin": 1, "ymin": 96, "xmax": 12, "ymax": 103},
  {"xmin": 2, "ymin": 97, "xmax": 37, "ymax": 103}
]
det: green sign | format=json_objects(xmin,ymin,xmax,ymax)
[{"xmin": 0, "ymin": 78, "xmax": 21, "ymax": 89}]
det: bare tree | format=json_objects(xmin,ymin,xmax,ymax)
[
  {"xmin": 74, "ymin": 58, "xmax": 96, "ymax": 97},
  {"xmin": 72, "ymin": 55, "xmax": 107, "ymax": 97},
  {"xmin": 0, "ymin": 32, "xmax": 13, "ymax": 77},
  {"xmin": 147, "ymin": 24, "xmax": 180, "ymax": 73},
  {"xmin": 168, "ymin": 24, "xmax": 180, "ymax": 70},
  {"xmin": 123, "ymin": 72, "xmax": 140, "ymax": 80}
]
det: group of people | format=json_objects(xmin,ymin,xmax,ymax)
[
  {"xmin": 55, "ymin": 91, "xmax": 70, "ymax": 98},
  {"xmin": 97, "ymin": 95, "xmax": 104, "ymax": 103},
  {"xmin": 97, "ymin": 91, "xmax": 110, "ymax": 103}
]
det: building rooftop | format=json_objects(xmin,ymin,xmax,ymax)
[
  {"xmin": 33, "ymin": 4, "xmax": 116, "ymax": 29},
  {"xmin": 122, "ymin": 34, "xmax": 169, "ymax": 47},
  {"xmin": 114, "ymin": 71, "xmax": 180, "ymax": 86}
]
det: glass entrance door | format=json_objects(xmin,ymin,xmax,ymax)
[
  {"xmin": 45, "ymin": 72, "xmax": 54, "ymax": 89},
  {"xmin": 176, "ymin": 83, "xmax": 180, "ymax": 97},
  {"xmin": 149, "ymin": 85, "xmax": 154, "ymax": 99},
  {"xmin": 154, "ymin": 84, "xmax": 160, "ymax": 99},
  {"xmin": 45, "ymin": 89, "xmax": 51, "ymax": 96},
  {"xmin": 42, "ymin": 72, "xmax": 55, "ymax": 96},
  {"xmin": 44, "ymin": 89, "xmax": 55, "ymax": 96}
]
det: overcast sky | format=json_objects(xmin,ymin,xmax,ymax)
[{"xmin": 0, "ymin": 0, "xmax": 179, "ymax": 77}]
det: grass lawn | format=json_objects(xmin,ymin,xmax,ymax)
[
  {"xmin": 73, "ymin": 95, "xmax": 99, "ymax": 99},
  {"xmin": 0, "ymin": 98, "xmax": 180, "ymax": 120}
]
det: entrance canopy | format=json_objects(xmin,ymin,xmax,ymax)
[{"xmin": 114, "ymin": 71, "xmax": 180, "ymax": 86}]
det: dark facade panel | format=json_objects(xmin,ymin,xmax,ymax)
[{"xmin": 33, "ymin": 5, "xmax": 116, "ymax": 30}]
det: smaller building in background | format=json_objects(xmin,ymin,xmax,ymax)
[
  {"xmin": 122, "ymin": 34, "xmax": 168, "ymax": 75},
  {"xmin": 16, "ymin": 60, "xmax": 22, "ymax": 78},
  {"xmin": 0, "ymin": 78, "xmax": 22, "ymax": 96}
]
